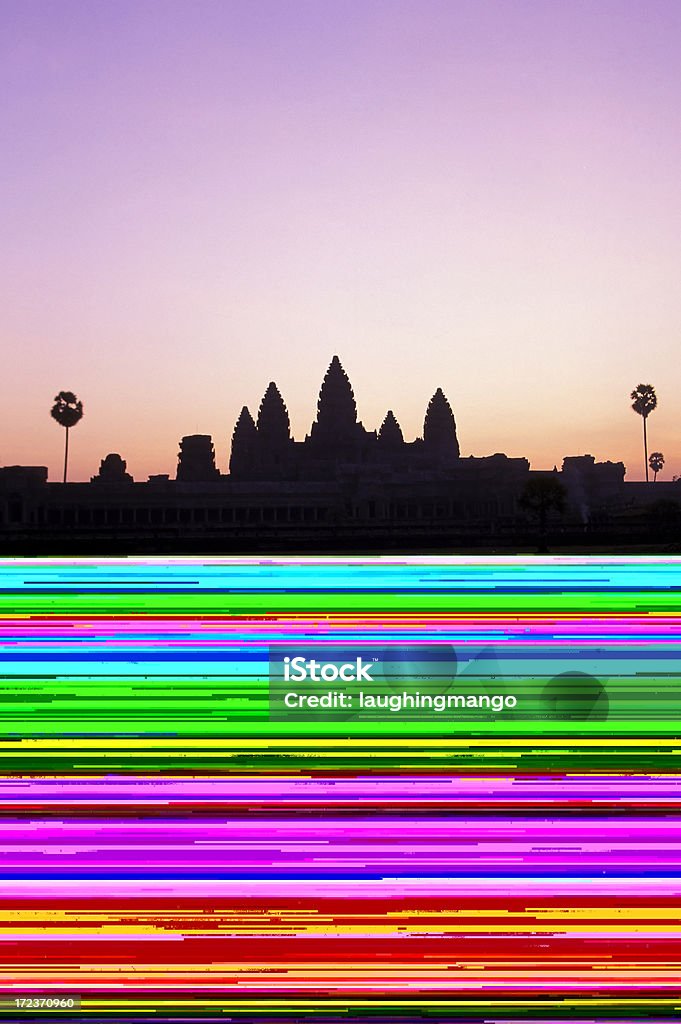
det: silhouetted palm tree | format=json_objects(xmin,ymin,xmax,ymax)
[
  {"xmin": 630, "ymin": 384, "xmax": 657, "ymax": 481},
  {"xmin": 649, "ymin": 451, "xmax": 665, "ymax": 482},
  {"xmin": 50, "ymin": 391, "xmax": 83, "ymax": 483}
]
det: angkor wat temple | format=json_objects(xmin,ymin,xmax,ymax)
[
  {"xmin": 226, "ymin": 355, "xmax": 461, "ymax": 482},
  {"xmin": 0, "ymin": 356, "xmax": 677, "ymax": 553}
]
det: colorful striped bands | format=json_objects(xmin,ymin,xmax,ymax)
[{"xmin": 0, "ymin": 556, "xmax": 680, "ymax": 1019}]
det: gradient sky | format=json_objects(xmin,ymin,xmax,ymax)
[{"xmin": 2, "ymin": 0, "xmax": 680, "ymax": 481}]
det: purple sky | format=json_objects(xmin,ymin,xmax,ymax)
[{"xmin": 2, "ymin": 0, "xmax": 680, "ymax": 480}]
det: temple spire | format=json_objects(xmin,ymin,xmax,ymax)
[
  {"xmin": 256, "ymin": 382, "xmax": 290, "ymax": 451},
  {"xmin": 313, "ymin": 355, "xmax": 357, "ymax": 439},
  {"xmin": 378, "ymin": 410, "xmax": 404, "ymax": 447},
  {"xmin": 423, "ymin": 388, "xmax": 460, "ymax": 457},
  {"xmin": 229, "ymin": 406, "xmax": 257, "ymax": 477}
]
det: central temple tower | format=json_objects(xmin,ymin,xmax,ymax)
[{"xmin": 307, "ymin": 355, "xmax": 368, "ymax": 448}]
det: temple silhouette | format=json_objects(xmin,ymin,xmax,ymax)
[
  {"xmin": 228, "ymin": 356, "xmax": 460, "ymax": 482},
  {"xmin": 0, "ymin": 356, "xmax": 678, "ymax": 553}
]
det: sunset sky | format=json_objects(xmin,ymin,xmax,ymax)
[{"xmin": 2, "ymin": 0, "xmax": 680, "ymax": 481}]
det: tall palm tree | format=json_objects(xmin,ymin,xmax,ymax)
[
  {"xmin": 50, "ymin": 391, "xmax": 84, "ymax": 483},
  {"xmin": 649, "ymin": 451, "xmax": 665, "ymax": 482},
  {"xmin": 630, "ymin": 384, "xmax": 657, "ymax": 481}
]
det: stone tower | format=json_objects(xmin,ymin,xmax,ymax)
[
  {"xmin": 256, "ymin": 382, "xmax": 291, "ymax": 453},
  {"xmin": 378, "ymin": 410, "xmax": 404, "ymax": 448},
  {"xmin": 91, "ymin": 453, "xmax": 133, "ymax": 484},
  {"xmin": 308, "ymin": 355, "xmax": 360, "ymax": 447},
  {"xmin": 423, "ymin": 388, "xmax": 460, "ymax": 459},
  {"xmin": 177, "ymin": 435, "xmax": 220, "ymax": 482},
  {"xmin": 229, "ymin": 407, "xmax": 258, "ymax": 478}
]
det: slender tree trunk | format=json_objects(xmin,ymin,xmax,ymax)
[
  {"xmin": 63, "ymin": 426, "xmax": 69, "ymax": 484},
  {"xmin": 643, "ymin": 416, "xmax": 648, "ymax": 482}
]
